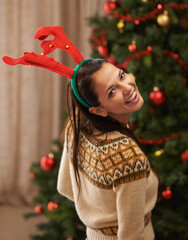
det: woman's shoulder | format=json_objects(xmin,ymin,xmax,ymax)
[
  {"xmin": 80, "ymin": 128, "xmax": 144, "ymax": 159},
  {"xmin": 78, "ymin": 128, "xmax": 150, "ymax": 189},
  {"xmin": 80, "ymin": 127, "xmax": 145, "ymax": 156}
]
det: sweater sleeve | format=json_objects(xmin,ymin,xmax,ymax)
[
  {"xmin": 113, "ymin": 178, "xmax": 146, "ymax": 240},
  {"xmin": 57, "ymin": 138, "xmax": 74, "ymax": 202}
]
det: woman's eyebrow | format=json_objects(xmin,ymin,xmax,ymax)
[
  {"xmin": 118, "ymin": 69, "xmax": 122, "ymax": 79},
  {"xmin": 105, "ymin": 85, "xmax": 113, "ymax": 95},
  {"xmin": 105, "ymin": 69, "xmax": 121, "ymax": 95}
]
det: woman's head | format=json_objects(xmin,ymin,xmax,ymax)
[
  {"xmin": 72, "ymin": 59, "xmax": 144, "ymax": 126},
  {"xmin": 69, "ymin": 58, "xmax": 116, "ymax": 132}
]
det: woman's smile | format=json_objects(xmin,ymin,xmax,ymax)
[{"xmin": 125, "ymin": 90, "xmax": 139, "ymax": 104}]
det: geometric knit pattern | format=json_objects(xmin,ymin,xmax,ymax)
[{"xmin": 68, "ymin": 129, "xmax": 150, "ymax": 189}]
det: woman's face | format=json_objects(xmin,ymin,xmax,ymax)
[{"xmin": 91, "ymin": 62, "xmax": 144, "ymax": 123}]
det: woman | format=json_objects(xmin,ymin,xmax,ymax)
[
  {"xmin": 2, "ymin": 25, "xmax": 158, "ymax": 240},
  {"xmin": 57, "ymin": 59, "xmax": 159, "ymax": 240}
]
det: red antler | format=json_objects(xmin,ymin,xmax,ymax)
[
  {"xmin": 3, "ymin": 52, "xmax": 74, "ymax": 78},
  {"xmin": 2, "ymin": 25, "xmax": 84, "ymax": 78},
  {"xmin": 35, "ymin": 26, "xmax": 84, "ymax": 63}
]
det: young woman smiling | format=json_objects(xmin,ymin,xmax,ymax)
[
  {"xmin": 57, "ymin": 59, "xmax": 159, "ymax": 240},
  {"xmin": 2, "ymin": 25, "xmax": 159, "ymax": 240}
]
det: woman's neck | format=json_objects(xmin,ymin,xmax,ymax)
[{"xmin": 108, "ymin": 112, "xmax": 131, "ymax": 127}]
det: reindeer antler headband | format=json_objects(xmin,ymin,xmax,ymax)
[{"xmin": 2, "ymin": 25, "xmax": 92, "ymax": 108}]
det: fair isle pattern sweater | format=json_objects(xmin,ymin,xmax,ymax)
[{"xmin": 57, "ymin": 126, "xmax": 159, "ymax": 240}]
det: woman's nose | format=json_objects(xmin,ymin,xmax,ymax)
[{"xmin": 120, "ymin": 83, "xmax": 131, "ymax": 95}]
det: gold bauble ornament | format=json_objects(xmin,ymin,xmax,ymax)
[
  {"xmin": 48, "ymin": 153, "xmax": 54, "ymax": 158},
  {"xmin": 157, "ymin": 10, "xmax": 170, "ymax": 27},
  {"xmin": 154, "ymin": 149, "xmax": 164, "ymax": 157},
  {"xmin": 117, "ymin": 19, "xmax": 124, "ymax": 33}
]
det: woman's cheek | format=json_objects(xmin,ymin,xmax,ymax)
[
  {"xmin": 115, "ymin": 95, "xmax": 123, "ymax": 105},
  {"xmin": 129, "ymin": 73, "xmax": 136, "ymax": 81}
]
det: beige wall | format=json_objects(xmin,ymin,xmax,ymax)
[{"xmin": 0, "ymin": 0, "xmax": 106, "ymax": 205}]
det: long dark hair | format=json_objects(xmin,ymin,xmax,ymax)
[{"xmin": 61, "ymin": 59, "xmax": 158, "ymax": 193}]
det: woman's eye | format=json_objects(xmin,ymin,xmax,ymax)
[
  {"xmin": 120, "ymin": 72, "xmax": 125, "ymax": 79},
  {"xmin": 109, "ymin": 89, "xmax": 115, "ymax": 98}
]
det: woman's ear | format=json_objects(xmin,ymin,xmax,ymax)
[{"xmin": 89, "ymin": 106, "xmax": 108, "ymax": 117}]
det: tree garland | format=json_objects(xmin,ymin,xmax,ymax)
[
  {"xmin": 138, "ymin": 132, "xmax": 184, "ymax": 145},
  {"xmin": 116, "ymin": 48, "xmax": 188, "ymax": 72},
  {"xmin": 163, "ymin": 50, "xmax": 188, "ymax": 71},
  {"xmin": 105, "ymin": 3, "xmax": 188, "ymax": 23},
  {"xmin": 116, "ymin": 47, "xmax": 153, "ymax": 69}
]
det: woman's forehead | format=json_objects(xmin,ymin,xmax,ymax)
[
  {"xmin": 94, "ymin": 62, "xmax": 118, "ymax": 84},
  {"xmin": 93, "ymin": 62, "xmax": 119, "ymax": 93}
]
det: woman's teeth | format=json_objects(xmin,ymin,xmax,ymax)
[{"xmin": 126, "ymin": 91, "xmax": 136, "ymax": 103}]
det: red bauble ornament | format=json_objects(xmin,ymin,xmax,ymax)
[
  {"xmin": 147, "ymin": 45, "xmax": 153, "ymax": 52},
  {"xmin": 104, "ymin": 1, "xmax": 118, "ymax": 15},
  {"xmin": 128, "ymin": 42, "xmax": 137, "ymax": 52},
  {"xmin": 98, "ymin": 45, "xmax": 108, "ymax": 58},
  {"xmin": 162, "ymin": 189, "xmax": 173, "ymax": 199},
  {"xmin": 157, "ymin": 4, "xmax": 163, "ymax": 10},
  {"xmin": 129, "ymin": 122, "xmax": 137, "ymax": 131},
  {"xmin": 40, "ymin": 153, "xmax": 56, "ymax": 171},
  {"xmin": 181, "ymin": 151, "xmax": 188, "ymax": 162},
  {"xmin": 134, "ymin": 20, "xmax": 140, "ymax": 25},
  {"xmin": 150, "ymin": 87, "xmax": 166, "ymax": 106},
  {"xmin": 34, "ymin": 205, "xmax": 43, "ymax": 214},
  {"xmin": 47, "ymin": 201, "xmax": 59, "ymax": 211}
]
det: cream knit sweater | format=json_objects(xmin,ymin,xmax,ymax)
[{"xmin": 57, "ymin": 126, "xmax": 159, "ymax": 240}]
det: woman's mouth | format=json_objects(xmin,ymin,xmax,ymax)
[{"xmin": 125, "ymin": 90, "xmax": 138, "ymax": 104}]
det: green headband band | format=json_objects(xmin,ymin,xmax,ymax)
[{"xmin": 71, "ymin": 59, "xmax": 93, "ymax": 109}]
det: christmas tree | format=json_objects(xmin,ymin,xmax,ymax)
[
  {"xmin": 88, "ymin": 0, "xmax": 188, "ymax": 239},
  {"xmin": 25, "ymin": 1, "xmax": 188, "ymax": 240},
  {"xmin": 25, "ymin": 138, "xmax": 86, "ymax": 240}
]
